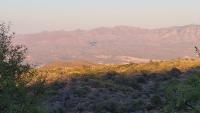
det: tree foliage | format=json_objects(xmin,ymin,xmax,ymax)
[{"xmin": 0, "ymin": 23, "xmax": 44, "ymax": 113}]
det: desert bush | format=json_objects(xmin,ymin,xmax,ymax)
[
  {"xmin": 93, "ymin": 100, "xmax": 128, "ymax": 113},
  {"xmin": 151, "ymin": 95, "xmax": 162, "ymax": 106},
  {"xmin": 104, "ymin": 73, "xmax": 142, "ymax": 90},
  {"xmin": 102, "ymin": 71, "xmax": 119, "ymax": 80},
  {"xmin": 164, "ymin": 74, "xmax": 200, "ymax": 113},
  {"xmin": 71, "ymin": 86, "xmax": 91, "ymax": 97},
  {"xmin": 0, "ymin": 23, "xmax": 45, "ymax": 113},
  {"xmin": 129, "ymin": 100, "xmax": 144, "ymax": 111},
  {"xmin": 135, "ymin": 75, "xmax": 146, "ymax": 83}
]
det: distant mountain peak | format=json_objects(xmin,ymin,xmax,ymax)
[{"xmin": 15, "ymin": 24, "xmax": 200, "ymax": 65}]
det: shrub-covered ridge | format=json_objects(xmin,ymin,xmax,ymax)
[{"xmin": 38, "ymin": 59, "xmax": 200, "ymax": 113}]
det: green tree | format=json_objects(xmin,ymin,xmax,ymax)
[{"xmin": 0, "ymin": 23, "xmax": 44, "ymax": 113}]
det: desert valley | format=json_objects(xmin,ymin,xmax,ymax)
[{"xmin": 1, "ymin": 0, "xmax": 200, "ymax": 113}]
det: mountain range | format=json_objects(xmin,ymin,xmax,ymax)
[{"xmin": 15, "ymin": 24, "xmax": 200, "ymax": 65}]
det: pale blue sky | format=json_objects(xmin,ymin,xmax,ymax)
[{"xmin": 1, "ymin": 0, "xmax": 200, "ymax": 33}]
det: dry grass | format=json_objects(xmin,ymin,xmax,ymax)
[{"xmin": 38, "ymin": 58, "xmax": 200, "ymax": 83}]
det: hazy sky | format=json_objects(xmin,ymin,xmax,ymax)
[{"xmin": 1, "ymin": 0, "xmax": 200, "ymax": 34}]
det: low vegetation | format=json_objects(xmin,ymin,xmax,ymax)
[
  {"xmin": 164, "ymin": 74, "xmax": 200, "ymax": 113},
  {"xmin": 39, "ymin": 58, "xmax": 200, "ymax": 82},
  {"xmin": 39, "ymin": 58, "xmax": 200, "ymax": 113}
]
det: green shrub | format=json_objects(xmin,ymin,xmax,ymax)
[
  {"xmin": 72, "ymin": 86, "xmax": 91, "ymax": 97},
  {"xmin": 164, "ymin": 74, "xmax": 200, "ymax": 113},
  {"xmin": 129, "ymin": 100, "xmax": 144, "ymax": 111},
  {"xmin": 94, "ymin": 100, "xmax": 128, "ymax": 113},
  {"xmin": 151, "ymin": 95, "xmax": 162, "ymax": 106},
  {"xmin": 135, "ymin": 75, "xmax": 146, "ymax": 83}
]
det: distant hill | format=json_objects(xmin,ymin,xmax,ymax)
[
  {"xmin": 15, "ymin": 25, "xmax": 200, "ymax": 65},
  {"xmin": 42, "ymin": 60, "xmax": 99, "ymax": 69}
]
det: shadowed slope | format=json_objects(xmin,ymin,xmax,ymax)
[{"xmin": 37, "ymin": 58, "xmax": 200, "ymax": 113}]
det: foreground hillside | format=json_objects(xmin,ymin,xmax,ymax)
[
  {"xmin": 15, "ymin": 25, "xmax": 200, "ymax": 64},
  {"xmin": 37, "ymin": 58, "xmax": 200, "ymax": 113}
]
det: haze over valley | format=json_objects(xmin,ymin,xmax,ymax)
[{"xmin": 15, "ymin": 24, "xmax": 200, "ymax": 65}]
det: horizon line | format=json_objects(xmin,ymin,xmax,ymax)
[{"xmin": 16, "ymin": 24, "xmax": 200, "ymax": 35}]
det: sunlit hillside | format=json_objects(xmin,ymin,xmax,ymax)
[
  {"xmin": 35, "ymin": 58, "xmax": 200, "ymax": 113},
  {"xmin": 39, "ymin": 58, "xmax": 200, "ymax": 82}
]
